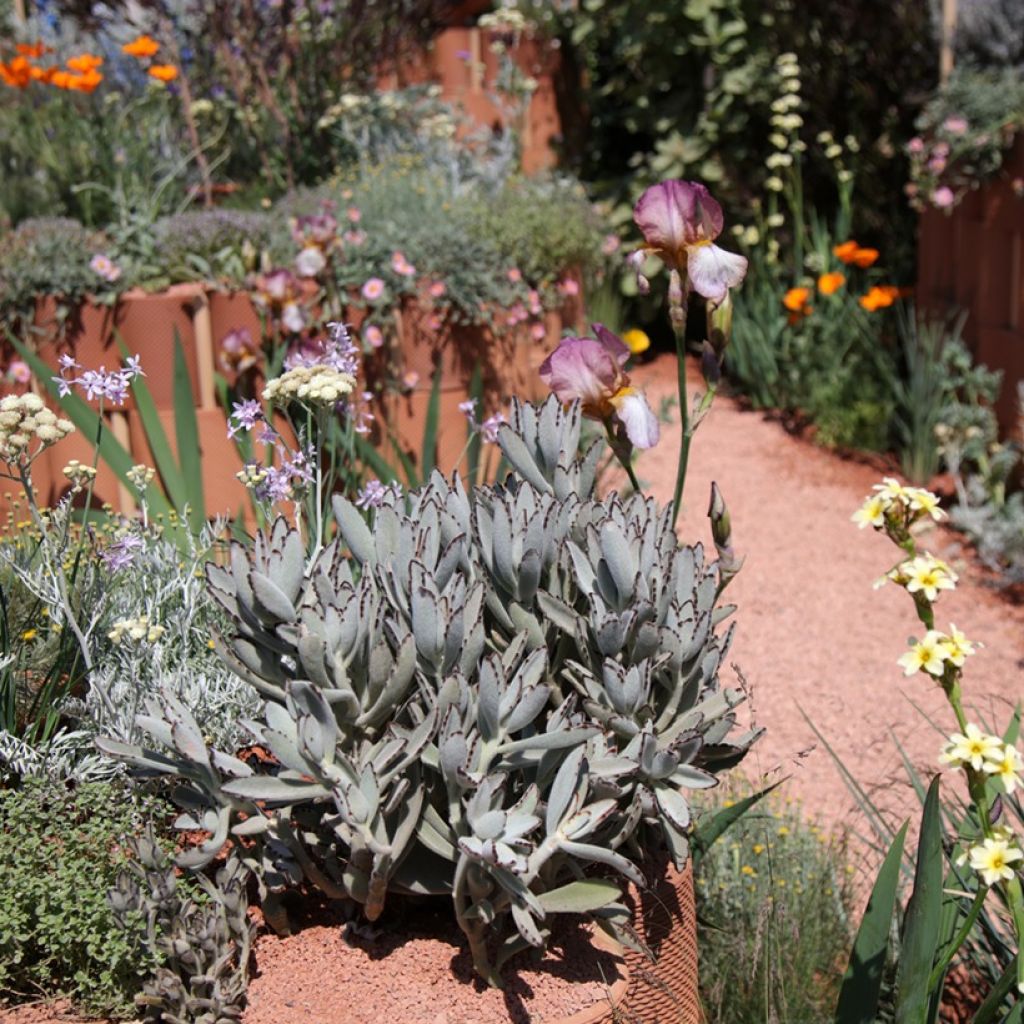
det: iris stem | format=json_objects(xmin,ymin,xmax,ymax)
[
  {"xmin": 605, "ymin": 421, "xmax": 641, "ymax": 494},
  {"xmin": 669, "ymin": 272, "xmax": 690, "ymax": 530}
]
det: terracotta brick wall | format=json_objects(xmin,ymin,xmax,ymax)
[
  {"xmin": 379, "ymin": 24, "xmax": 562, "ymax": 174},
  {"xmin": 917, "ymin": 137, "xmax": 1024, "ymax": 435}
]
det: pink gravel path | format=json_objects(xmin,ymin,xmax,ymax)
[{"xmin": 633, "ymin": 355, "xmax": 1024, "ymax": 835}]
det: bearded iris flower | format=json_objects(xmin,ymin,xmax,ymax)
[
  {"xmin": 632, "ymin": 180, "xmax": 748, "ymax": 302},
  {"xmin": 539, "ymin": 324, "xmax": 659, "ymax": 449}
]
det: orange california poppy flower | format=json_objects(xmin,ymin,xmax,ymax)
[
  {"xmin": 832, "ymin": 240, "xmax": 860, "ymax": 263},
  {"xmin": 859, "ymin": 285, "xmax": 899, "ymax": 312},
  {"xmin": 0, "ymin": 56, "xmax": 32, "ymax": 88},
  {"xmin": 148, "ymin": 63, "xmax": 179, "ymax": 82},
  {"xmin": 66, "ymin": 53, "xmax": 103, "ymax": 73},
  {"xmin": 851, "ymin": 247, "xmax": 879, "ymax": 268},
  {"xmin": 29, "ymin": 64, "xmax": 56, "ymax": 83},
  {"xmin": 782, "ymin": 286, "xmax": 812, "ymax": 313},
  {"xmin": 16, "ymin": 41, "xmax": 50, "ymax": 58},
  {"xmin": 817, "ymin": 271, "xmax": 846, "ymax": 295},
  {"xmin": 50, "ymin": 69, "xmax": 73, "ymax": 89},
  {"xmin": 122, "ymin": 34, "xmax": 160, "ymax": 58},
  {"xmin": 65, "ymin": 68, "xmax": 103, "ymax": 92}
]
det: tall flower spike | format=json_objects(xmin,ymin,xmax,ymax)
[
  {"xmin": 633, "ymin": 180, "xmax": 748, "ymax": 302},
  {"xmin": 539, "ymin": 324, "xmax": 659, "ymax": 449}
]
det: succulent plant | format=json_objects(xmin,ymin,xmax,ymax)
[
  {"xmin": 108, "ymin": 830, "xmax": 252, "ymax": 1023},
  {"xmin": 98, "ymin": 396, "xmax": 759, "ymax": 987}
]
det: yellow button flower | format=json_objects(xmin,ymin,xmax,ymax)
[
  {"xmin": 622, "ymin": 329, "xmax": 651, "ymax": 355},
  {"xmin": 851, "ymin": 494, "xmax": 886, "ymax": 529},
  {"xmin": 983, "ymin": 744, "xmax": 1023, "ymax": 795}
]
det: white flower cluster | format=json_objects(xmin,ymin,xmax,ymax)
[
  {"xmin": 262, "ymin": 365, "xmax": 356, "ymax": 407},
  {"xmin": 108, "ymin": 614, "xmax": 165, "ymax": 644},
  {"xmin": 0, "ymin": 394, "xmax": 74, "ymax": 464},
  {"xmin": 127, "ymin": 464, "xmax": 156, "ymax": 490},
  {"xmin": 479, "ymin": 7, "xmax": 531, "ymax": 33}
]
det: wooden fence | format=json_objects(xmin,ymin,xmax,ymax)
[{"xmin": 917, "ymin": 137, "xmax": 1024, "ymax": 435}]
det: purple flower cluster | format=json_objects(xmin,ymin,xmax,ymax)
[
  {"xmin": 458, "ymin": 398, "xmax": 506, "ymax": 444},
  {"xmin": 101, "ymin": 532, "xmax": 145, "ymax": 571},
  {"xmin": 283, "ymin": 321, "xmax": 360, "ymax": 377},
  {"xmin": 53, "ymin": 354, "xmax": 144, "ymax": 407},
  {"xmin": 356, "ymin": 478, "xmax": 403, "ymax": 509}
]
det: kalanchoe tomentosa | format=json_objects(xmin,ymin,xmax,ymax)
[{"xmin": 99, "ymin": 396, "xmax": 760, "ymax": 988}]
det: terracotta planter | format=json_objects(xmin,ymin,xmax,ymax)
[
  {"xmin": 622, "ymin": 861, "xmax": 702, "ymax": 1023},
  {"xmin": 113, "ymin": 284, "xmax": 206, "ymax": 408},
  {"xmin": 126, "ymin": 407, "xmax": 251, "ymax": 521},
  {"xmin": 33, "ymin": 285, "xmax": 207, "ymax": 411}
]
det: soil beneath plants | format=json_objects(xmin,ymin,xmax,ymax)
[
  {"xmin": 6, "ymin": 352, "xmax": 1024, "ymax": 1024},
  {"xmin": 245, "ymin": 898, "xmax": 624, "ymax": 1024}
]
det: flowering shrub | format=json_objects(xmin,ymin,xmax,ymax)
[{"xmin": 906, "ymin": 68, "xmax": 1024, "ymax": 213}]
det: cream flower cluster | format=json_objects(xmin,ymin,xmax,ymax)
[
  {"xmin": 941, "ymin": 723, "xmax": 1024, "ymax": 792},
  {"xmin": 62, "ymin": 460, "xmax": 97, "ymax": 487},
  {"xmin": 0, "ymin": 394, "xmax": 74, "ymax": 463},
  {"xmin": 852, "ymin": 477, "xmax": 946, "ymax": 530},
  {"xmin": 108, "ymin": 614, "xmax": 165, "ymax": 644},
  {"xmin": 262, "ymin": 365, "xmax": 355, "ymax": 407},
  {"xmin": 127, "ymin": 463, "xmax": 156, "ymax": 490},
  {"xmin": 887, "ymin": 553, "xmax": 958, "ymax": 601},
  {"xmin": 898, "ymin": 623, "xmax": 976, "ymax": 677}
]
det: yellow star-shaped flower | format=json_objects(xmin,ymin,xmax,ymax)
[
  {"xmin": 968, "ymin": 835, "xmax": 1023, "ymax": 886},
  {"xmin": 983, "ymin": 744, "xmax": 1024, "ymax": 795},
  {"xmin": 940, "ymin": 723, "xmax": 1004, "ymax": 770}
]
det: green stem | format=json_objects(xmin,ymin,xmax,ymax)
[
  {"xmin": 928, "ymin": 886, "xmax": 986, "ymax": 991},
  {"xmin": 604, "ymin": 421, "xmax": 641, "ymax": 494},
  {"xmin": 669, "ymin": 274, "xmax": 691, "ymax": 530}
]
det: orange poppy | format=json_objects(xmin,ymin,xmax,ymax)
[
  {"xmin": 832, "ymin": 240, "xmax": 860, "ymax": 263},
  {"xmin": 29, "ymin": 64, "xmax": 56, "ymax": 83},
  {"xmin": 122, "ymin": 34, "xmax": 160, "ymax": 58},
  {"xmin": 66, "ymin": 53, "xmax": 103, "ymax": 73},
  {"xmin": 859, "ymin": 285, "xmax": 899, "ymax": 312},
  {"xmin": 50, "ymin": 69, "xmax": 73, "ymax": 89},
  {"xmin": 0, "ymin": 56, "xmax": 32, "ymax": 88},
  {"xmin": 148, "ymin": 63, "xmax": 179, "ymax": 82},
  {"xmin": 817, "ymin": 271, "xmax": 846, "ymax": 295},
  {"xmin": 783, "ymin": 286, "xmax": 811, "ymax": 312},
  {"xmin": 16, "ymin": 41, "xmax": 50, "ymax": 58},
  {"xmin": 850, "ymin": 247, "xmax": 879, "ymax": 268}
]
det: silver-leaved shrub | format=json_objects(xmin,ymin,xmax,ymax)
[{"xmin": 99, "ymin": 396, "xmax": 760, "ymax": 985}]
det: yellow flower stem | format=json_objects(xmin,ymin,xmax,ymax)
[{"xmin": 669, "ymin": 269, "xmax": 690, "ymax": 531}]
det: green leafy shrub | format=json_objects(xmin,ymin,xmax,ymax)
[
  {"xmin": 153, "ymin": 210, "xmax": 270, "ymax": 285},
  {"xmin": 0, "ymin": 777, "xmax": 169, "ymax": 1016},
  {"xmin": 695, "ymin": 787, "xmax": 854, "ymax": 1023},
  {"xmin": 0, "ymin": 217, "xmax": 106, "ymax": 310}
]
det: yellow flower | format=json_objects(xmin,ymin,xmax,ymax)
[
  {"xmin": 940, "ymin": 723, "xmax": 1004, "ymax": 771},
  {"xmin": 777, "ymin": 826, "xmax": 790, "ymax": 836},
  {"xmin": 939, "ymin": 624, "xmax": 976, "ymax": 667},
  {"xmin": 907, "ymin": 487, "xmax": 945, "ymax": 521},
  {"xmin": 901, "ymin": 553, "xmax": 957, "ymax": 602},
  {"xmin": 983, "ymin": 744, "xmax": 1024, "ymax": 794},
  {"xmin": 21, "ymin": 628, "xmax": 37, "ymax": 641},
  {"xmin": 753, "ymin": 843, "xmax": 765, "ymax": 855},
  {"xmin": 851, "ymin": 494, "xmax": 887, "ymax": 529},
  {"xmin": 897, "ymin": 631, "xmax": 950, "ymax": 677},
  {"xmin": 622, "ymin": 329, "xmax": 651, "ymax": 355},
  {"xmin": 741, "ymin": 865, "xmax": 756, "ymax": 876},
  {"xmin": 968, "ymin": 835, "xmax": 1023, "ymax": 886}
]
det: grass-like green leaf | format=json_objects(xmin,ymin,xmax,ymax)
[
  {"xmin": 895, "ymin": 775, "xmax": 943, "ymax": 1024},
  {"xmin": 835, "ymin": 821, "xmax": 908, "ymax": 1024},
  {"xmin": 171, "ymin": 328, "xmax": 205, "ymax": 533},
  {"xmin": 420, "ymin": 367, "xmax": 442, "ymax": 480},
  {"xmin": 690, "ymin": 778, "xmax": 783, "ymax": 870}
]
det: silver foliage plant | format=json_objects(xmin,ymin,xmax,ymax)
[{"xmin": 98, "ymin": 397, "xmax": 760, "ymax": 986}]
